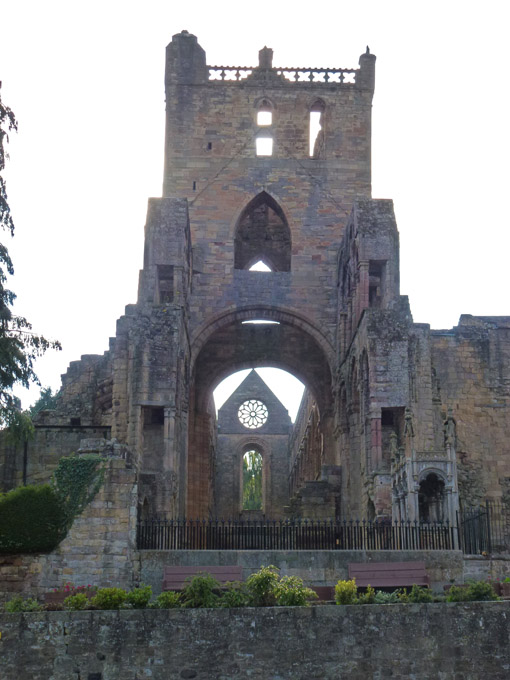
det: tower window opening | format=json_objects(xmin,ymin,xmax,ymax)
[
  {"xmin": 309, "ymin": 100, "xmax": 325, "ymax": 157},
  {"xmin": 257, "ymin": 110, "xmax": 272, "ymax": 126},
  {"xmin": 256, "ymin": 135, "xmax": 273, "ymax": 156}
]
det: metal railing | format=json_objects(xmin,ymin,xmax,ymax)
[
  {"xmin": 137, "ymin": 518, "xmax": 458, "ymax": 551},
  {"xmin": 459, "ymin": 501, "xmax": 510, "ymax": 554}
]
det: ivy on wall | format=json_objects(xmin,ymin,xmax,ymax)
[
  {"xmin": 53, "ymin": 454, "xmax": 106, "ymax": 532},
  {"xmin": 0, "ymin": 454, "xmax": 105, "ymax": 554}
]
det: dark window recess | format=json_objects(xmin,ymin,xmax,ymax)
[
  {"xmin": 157, "ymin": 265, "xmax": 174, "ymax": 304},
  {"xmin": 88, "ymin": 674, "xmax": 102, "ymax": 680},
  {"xmin": 207, "ymin": 142, "xmax": 212, "ymax": 150},
  {"xmin": 144, "ymin": 407, "xmax": 165, "ymax": 427},
  {"xmin": 70, "ymin": 417, "xmax": 81, "ymax": 427},
  {"xmin": 234, "ymin": 192, "xmax": 291, "ymax": 272},
  {"xmin": 193, "ymin": 181, "xmax": 197, "ymax": 190},
  {"xmin": 368, "ymin": 260, "xmax": 386, "ymax": 308}
]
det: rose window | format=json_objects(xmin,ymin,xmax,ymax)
[{"xmin": 238, "ymin": 400, "xmax": 268, "ymax": 429}]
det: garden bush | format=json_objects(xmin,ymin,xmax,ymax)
[
  {"xmin": 181, "ymin": 573, "xmax": 221, "ymax": 608},
  {"xmin": 64, "ymin": 593, "xmax": 89, "ymax": 611},
  {"xmin": 90, "ymin": 587, "xmax": 127, "ymax": 610},
  {"xmin": 0, "ymin": 484, "xmax": 65, "ymax": 553},
  {"xmin": 274, "ymin": 575, "xmax": 318, "ymax": 606},
  {"xmin": 356, "ymin": 585, "xmax": 376, "ymax": 605},
  {"xmin": 4, "ymin": 595, "xmax": 42, "ymax": 612},
  {"xmin": 446, "ymin": 581, "xmax": 499, "ymax": 602},
  {"xmin": 245, "ymin": 565, "xmax": 280, "ymax": 606},
  {"xmin": 398, "ymin": 585, "xmax": 434, "ymax": 604},
  {"xmin": 220, "ymin": 581, "xmax": 251, "ymax": 608},
  {"xmin": 335, "ymin": 579, "xmax": 358, "ymax": 605},
  {"xmin": 154, "ymin": 591, "xmax": 182, "ymax": 609},
  {"xmin": 126, "ymin": 584, "xmax": 152, "ymax": 609},
  {"xmin": 374, "ymin": 590, "xmax": 400, "ymax": 604}
]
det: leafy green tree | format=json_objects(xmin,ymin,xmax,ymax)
[
  {"xmin": 28, "ymin": 386, "xmax": 59, "ymax": 416},
  {"xmin": 242, "ymin": 449, "xmax": 263, "ymax": 510},
  {"xmin": 0, "ymin": 85, "xmax": 60, "ymax": 426}
]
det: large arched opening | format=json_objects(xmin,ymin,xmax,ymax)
[{"xmin": 184, "ymin": 308, "xmax": 336, "ymax": 517}]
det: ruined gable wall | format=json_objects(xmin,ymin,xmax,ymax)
[{"xmin": 430, "ymin": 316, "xmax": 510, "ymax": 507}]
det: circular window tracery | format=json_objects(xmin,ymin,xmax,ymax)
[{"xmin": 238, "ymin": 400, "xmax": 268, "ymax": 429}]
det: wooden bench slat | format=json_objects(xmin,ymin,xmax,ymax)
[
  {"xmin": 348, "ymin": 561, "xmax": 429, "ymax": 588},
  {"xmin": 163, "ymin": 565, "xmax": 243, "ymax": 591}
]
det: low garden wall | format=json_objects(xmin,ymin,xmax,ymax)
[
  {"xmin": 1, "ymin": 602, "xmax": 509, "ymax": 679},
  {"xmin": 138, "ymin": 548, "xmax": 464, "ymax": 593}
]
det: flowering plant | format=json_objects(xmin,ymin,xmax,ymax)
[{"xmin": 52, "ymin": 582, "xmax": 96, "ymax": 594}]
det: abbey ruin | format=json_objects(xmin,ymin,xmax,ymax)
[{"xmin": 1, "ymin": 31, "xmax": 509, "ymax": 539}]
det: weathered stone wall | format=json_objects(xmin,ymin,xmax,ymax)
[
  {"xmin": 1, "ymin": 603, "xmax": 510, "ymax": 680},
  {"xmin": 430, "ymin": 316, "xmax": 510, "ymax": 507},
  {"xmin": 0, "ymin": 458, "xmax": 137, "ymax": 603}
]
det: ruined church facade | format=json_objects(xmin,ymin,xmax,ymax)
[{"xmin": 2, "ymin": 32, "xmax": 510, "ymax": 528}]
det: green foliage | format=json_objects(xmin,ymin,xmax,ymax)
[
  {"xmin": 246, "ymin": 565, "xmax": 280, "ymax": 607},
  {"xmin": 63, "ymin": 592, "xmax": 89, "ymax": 611},
  {"xmin": 53, "ymin": 454, "xmax": 105, "ymax": 531},
  {"xmin": 446, "ymin": 581, "xmax": 499, "ymax": 603},
  {"xmin": 0, "ymin": 455, "xmax": 105, "ymax": 555},
  {"xmin": 374, "ymin": 590, "xmax": 400, "ymax": 604},
  {"xmin": 90, "ymin": 587, "xmax": 127, "ymax": 610},
  {"xmin": 0, "ymin": 484, "xmax": 65, "ymax": 553},
  {"xmin": 126, "ymin": 584, "xmax": 152, "ymax": 609},
  {"xmin": 335, "ymin": 579, "xmax": 358, "ymax": 605},
  {"xmin": 4, "ymin": 410, "xmax": 34, "ymax": 447},
  {"xmin": 28, "ymin": 387, "xmax": 59, "ymax": 416},
  {"xmin": 154, "ymin": 590, "xmax": 182, "ymax": 609},
  {"xmin": 274, "ymin": 575, "xmax": 318, "ymax": 607},
  {"xmin": 4, "ymin": 595, "xmax": 42, "ymax": 612},
  {"xmin": 220, "ymin": 581, "xmax": 251, "ymax": 608},
  {"xmin": 242, "ymin": 449, "xmax": 263, "ymax": 510},
  {"xmin": 356, "ymin": 585, "xmax": 376, "ymax": 605},
  {"xmin": 0, "ymin": 90, "xmax": 61, "ymax": 425},
  {"xmin": 398, "ymin": 585, "xmax": 434, "ymax": 604},
  {"xmin": 181, "ymin": 573, "xmax": 221, "ymax": 608}
]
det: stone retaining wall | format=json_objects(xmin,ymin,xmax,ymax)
[
  {"xmin": 139, "ymin": 549, "xmax": 464, "ymax": 594},
  {"xmin": 1, "ymin": 602, "xmax": 509, "ymax": 679}
]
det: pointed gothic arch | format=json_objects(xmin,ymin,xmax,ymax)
[{"xmin": 234, "ymin": 192, "xmax": 291, "ymax": 272}]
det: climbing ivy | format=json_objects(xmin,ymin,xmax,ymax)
[{"xmin": 53, "ymin": 454, "xmax": 106, "ymax": 531}]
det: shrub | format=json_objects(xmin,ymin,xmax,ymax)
[
  {"xmin": 335, "ymin": 579, "xmax": 358, "ymax": 605},
  {"xmin": 90, "ymin": 587, "xmax": 127, "ymax": 610},
  {"xmin": 356, "ymin": 585, "xmax": 376, "ymax": 605},
  {"xmin": 398, "ymin": 585, "xmax": 434, "ymax": 604},
  {"xmin": 374, "ymin": 590, "xmax": 400, "ymax": 604},
  {"xmin": 0, "ymin": 484, "xmax": 65, "ymax": 554},
  {"xmin": 274, "ymin": 575, "xmax": 318, "ymax": 607},
  {"xmin": 154, "ymin": 591, "xmax": 182, "ymax": 609},
  {"xmin": 126, "ymin": 584, "xmax": 152, "ymax": 609},
  {"xmin": 220, "ymin": 582, "xmax": 251, "ymax": 608},
  {"xmin": 4, "ymin": 596, "xmax": 42, "ymax": 612},
  {"xmin": 246, "ymin": 565, "xmax": 280, "ymax": 607},
  {"xmin": 181, "ymin": 573, "xmax": 221, "ymax": 608},
  {"xmin": 64, "ymin": 593, "xmax": 90, "ymax": 611},
  {"xmin": 446, "ymin": 581, "xmax": 499, "ymax": 603}
]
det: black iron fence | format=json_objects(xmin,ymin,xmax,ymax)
[
  {"xmin": 137, "ymin": 518, "xmax": 458, "ymax": 551},
  {"xmin": 459, "ymin": 501, "xmax": 510, "ymax": 555}
]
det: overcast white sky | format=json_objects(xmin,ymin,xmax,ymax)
[{"xmin": 1, "ymin": 0, "xmax": 509, "ymax": 416}]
